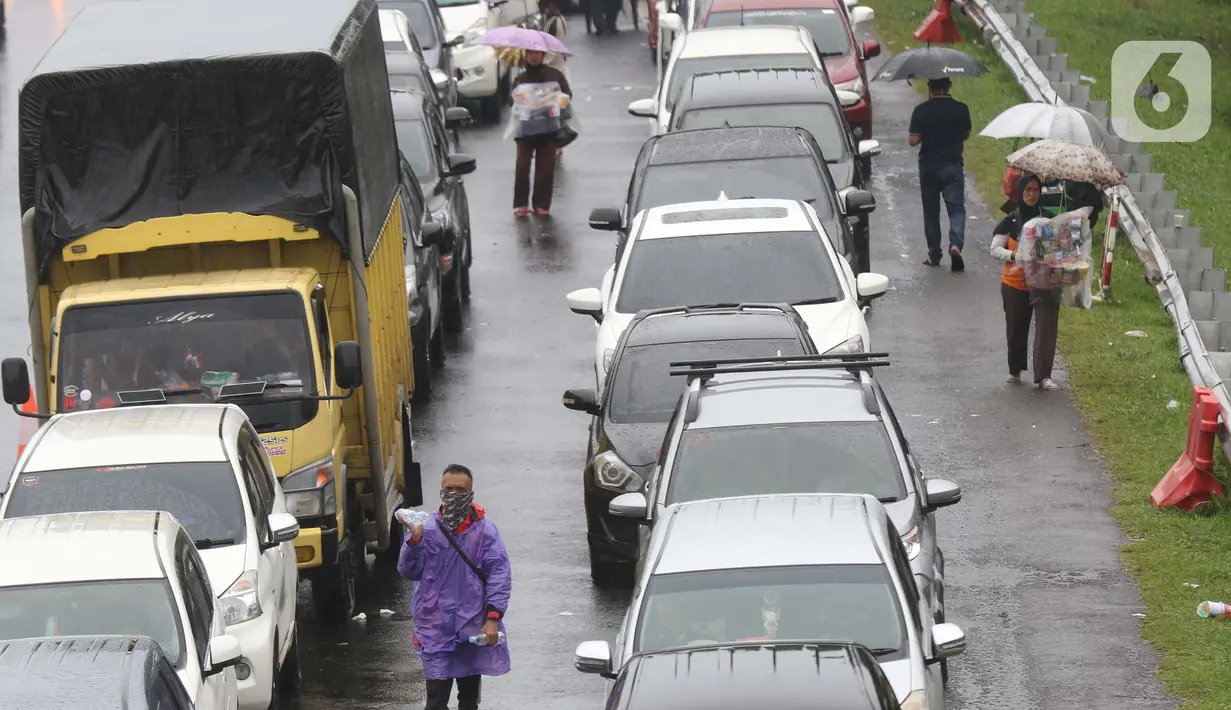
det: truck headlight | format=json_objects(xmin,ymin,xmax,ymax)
[
  {"xmin": 823, "ymin": 334, "xmax": 864, "ymax": 355},
  {"xmin": 593, "ymin": 451, "xmax": 644, "ymax": 492},
  {"xmin": 835, "ymin": 77, "xmax": 866, "ymax": 96},
  {"xmin": 902, "ymin": 525, "xmax": 921, "ymax": 560},
  {"xmin": 219, "ymin": 570, "xmax": 262, "ymax": 626},
  {"xmin": 283, "ymin": 456, "xmax": 336, "ymax": 519}
]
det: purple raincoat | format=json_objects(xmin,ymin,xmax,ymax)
[{"xmin": 397, "ymin": 505, "xmax": 512, "ymax": 680}]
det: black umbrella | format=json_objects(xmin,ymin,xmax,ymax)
[{"xmin": 876, "ymin": 46, "xmax": 989, "ymax": 81}]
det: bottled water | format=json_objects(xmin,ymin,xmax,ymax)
[
  {"xmin": 395, "ymin": 508, "xmax": 431, "ymax": 527},
  {"xmin": 468, "ymin": 631, "xmax": 506, "ymax": 646}
]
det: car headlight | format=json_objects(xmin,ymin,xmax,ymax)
[
  {"xmin": 462, "ymin": 22, "xmax": 486, "ymax": 46},
  {"xmin": 823, "ymin": 334, "xmax": 864, "ymax": 355},
  {"xmin": 900, "ymin": 691, "xmax": 927, "ymax": 710},
  {"xmin": 593, "ymin": 451, "xmax": 644, "ymax": 492},
  {"xmin": 219, "ymin": 570, "xmax": 262, "ymax": 626},
  {"xmin": 283, "ymin": 456, "xmax": 336, "ymax": 519},
  {"xmin": 902, "ymin": 525, "xmax": 921, "ymax": 560},
  {"xmin": 836, "ymin": 77, "xmax": 866, "ymax": 96},
  {"xmin": 602, "ymin": 348, "xmax": 615, "ymax": 373},
  {"xmin": 405, "ymin": 264, "xmax": 418, "ymax": 297}
]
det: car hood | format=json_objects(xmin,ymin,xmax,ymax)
[
  {"xmin": 884, "ymin": 497, "xmax": 916, "ymax": 538},
  {"xmin": 604, "ymin": 422, "xmax": 669, "ymax": 468},
  {"xmin": 823, "ymin": 54, "xmax": 860, "ymax": 85},
  {"xmin": 827, "ymin": 160, "xmax": 853, "ymax": 191},
  {"xmin": 793, "ymin": 302, "xmax": 856, "ymax": 351},
  {"xmin": 199, "ymin": 545, "xmax": 248, "ymax": 597},
  {"xmin": 878, "ymin": 658, "xmax": 913, "ymax": 702},
  {"xmin": 439, "ymin": 3, "xmax": 487, "ymax": 31}
]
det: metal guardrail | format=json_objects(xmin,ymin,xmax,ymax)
[{"xmin": 953, "ymin": 0, "xmax": 1231, "ymax": 460}]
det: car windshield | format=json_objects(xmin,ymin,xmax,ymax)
[
  {"xmin": 634, "ymin": 565, "xmax": 907, "ymax": 659},
  {"xmin": 0, "ymin": 580, "xmax": 186, "ymax": 668},
  {"xmin": 616, "ymin": 231, "xmax": 843, "ymax": 312},
  {"xmin": 4, "ymin": 463, "xmax": 247, "ymax": 546},
  {"xmin": 396, "ymin": 118, "xmax": 438, "ymax": 182},
  {"xmin": 609, "ymin": 338, "xmax": 808, "ymax": 424},
  {"xmin": 705, "ymin": 9, "xmax": 853, "ymax": 57},
  {"xmin": 380, "ymin": 0, "xmax": 438, "ymax": 49},
  {"xmin": 667, "ymin": 422, "xmax": 906, "ymax": 503},
  {"xmin": 637, "ymin": 159, "xmax": 832, "ymax": 218},
  {"xmin": 675, "ymin": 103, "xmax": 849, "ymax": 162},
  {"xmin": 55, "ymin": 293, "xmax": 316, "ymax": 434},
  {"xmin": 666, "ymin": 54, "xmax": 814, "ymax": 110}
]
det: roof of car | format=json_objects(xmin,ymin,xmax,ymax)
[
  {"xmin": 386, "ymin": 50, "xmax": 426, "ymax": 76},
  {"xmin": 0, "ymin": 636, "xmax": 167, "ymax": 709},
  {"xmin": 613, "ymin": 643, "xmax": 891, "ymax": 709},
  {"xmin": 625, "ymin": 307, "xmax": 808, "ymax": 347},
  {"xmin": 22, "ymin": 405, "xmax": 233, "ymax": 474},
  {"xmin": 391, "ymin": 89, "xmax": 430, "ymax": 119},
  {"xmin": 679, "ymin": 26, "xmax": 812, "ymax": 59},
  {"xmin": 653, "ymin": 494, "xmax": 887, "ymax": 574},
  {"xmin": 645, "ymin": 126, "xmax": 815, "ymax": 166},
  {"xmin": 708, "ymin": 0, "xmax": 847, "ymax": 13},
  {"xmin": 689, "ymin": 370, "xmax": 876, "ymax": 429},
  {"xmin": 0, "ymin": 512, "xmax": 172, "ymax": 586},
  {"xmin": 379, "ymin": 8, "xmax": 411, "ymax": 41},
  {"xmin": 637, "ymin": 198, "xmax": 815, "ymax": 239},
  {"xmin": 677, "ymin": 68, "xmax": 833, "ymax": 111}
]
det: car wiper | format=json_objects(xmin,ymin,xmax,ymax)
[
  {"xmin": 866, "ymin": 647, "xmax": 899, "ymax": 656},
  {"xmin": 819, "ymin": 51, "xmax": 847, "ymax": 58},
  {"xmin": 790, "ymin": 297, "xmax": 842, "ymax": 305},
  {"xmin": 877, "ymin": 496, "xmax": 901, "ymax": 503},
  {"xmin": 193, "ymin": 538, "xmax": 238, "ymax": 549}
]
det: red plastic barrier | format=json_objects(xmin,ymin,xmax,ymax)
[
  {"xmin": 15, "ymin": 386, "xmax": 37, "ymax": 459},
  {"xmin": 1151, "ymin": 386, "xmax": 1225, "ymax": 510},
  {"xmin": 915, "ymin": 0, "xmax": 962, "ymax": 44}
]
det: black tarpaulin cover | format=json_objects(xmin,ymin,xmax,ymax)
[{"xmin": 18, "ymin": 0, "xmax": 401, "ymax": 275}]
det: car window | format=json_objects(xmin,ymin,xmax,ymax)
[
  {"xmin": 664, "ymin": 54, "xmax": 814, "ymax": 110},
  {"xmin": 615, "ymin": 231, "xmax": 842, "ymax": 312},
  {"xmin": 704, "ymin": 9, "xmax": 853, "ymax": 57},
  {"xmin": 183, "ymin": 541, "xmax": 216, "ymax": 638},
  {"xmin": 175, "ymin": 531, "xmax": 211, "ymax": 664},
  {"xmin": 381, "ymin": 0, "xmax": 438, "ymax": 49},
  {"xmin": 675, "ymin": 103, "xmax": 849, "ymax": 162},
  {"xmin": 4, "ymin": 464, "xmax": 246, "ymax": 546},
  {"xmin": 887, "ymin": 522, "xmax": 923, "ymax": 634},
  {"xmin": 391, "ymin": 70, "xmax": 431, "ymax": 94},
  {"xmin": 634, "ymin": 564, "xmax": 908, "ymax": 660},
  {"xmin": 395, "ymin": 118, "xmax": 438, "ymax": 182},
  {"xmin": 608, "ymin": 338, "xmax": 807, "ymax": 424},
  {"xmin": 240, "ymin": 428, "xmax": 275, "ymax": 520},
  {"xmin": 150, "ymin": 666, "xmax": 181, "ymax": 710},
  {"xmin": 666, "ymin": 422, "xmax": 908, "ymax": 504},
  {"xmin": 401, "ymin": 162, "xmax": 428, "ymax": 227},
  {"xmin": 636, "ymin": 158, "xmax": 832, "ymax": 219}
]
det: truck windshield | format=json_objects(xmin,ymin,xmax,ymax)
[{"xmin": 55, "ymin": 292, "xmax": 318, "ymax": 433}]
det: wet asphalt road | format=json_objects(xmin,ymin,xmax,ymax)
[{"xmin": 0, "ymin": 2, "xmax": 1177, "ymax": 708}]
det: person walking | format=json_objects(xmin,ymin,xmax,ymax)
[
  {"xmin": 908, "ymin": 78, "xmax": 971, "ymax": 271},
  {"xmin": 990, "ymin": 174, "xmax": 1061, "ymax": 390},
  {"xmin": 511, "ymin": 49, "xmax": 571, "ymax": 216},
  {"xmin": 398, "ymin": 464, "xmax": 512, "ymax": 710}
]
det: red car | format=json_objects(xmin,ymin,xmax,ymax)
[{"xmin": 697, "ymin": 0, "xmax": 880, "ymax": 139}]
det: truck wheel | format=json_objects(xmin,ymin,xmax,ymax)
[
  {"xmin": 412, "ymin": 318, "xmax": 433, "ymax": 401},
  {"xmin": 311, "ymin": 540, "xmax": 357, "ymax": 624}
]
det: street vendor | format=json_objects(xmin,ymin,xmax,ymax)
[{"xmin": 510, "ymin": 49, "xmax": 571, "ymax": 217}]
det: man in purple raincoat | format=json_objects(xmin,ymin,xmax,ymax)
[{"xmin": 398, "ymin": 464, "xmax": 512, "ymax": 710}]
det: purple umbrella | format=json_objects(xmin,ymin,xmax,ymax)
[{"xmin": 476, "ymin": 26, "xmax": 572, "ymax": 56}]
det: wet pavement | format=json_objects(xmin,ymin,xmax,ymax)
[{"xmin": 0, "ymin": 2, "xmax": 1174, "ymax": 709}]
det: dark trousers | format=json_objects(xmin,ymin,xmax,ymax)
[
  {"xmin": 1030, "ymin": 288, "xmax": 1061, "ymax": 382},
  {"xmin": 426, "ymin": 675, "xmax": 481, "ymax": 710},
  {"xmin": 1002, "ymin": 282, "xmax": 1032, "ymax": 376},
  {"xmin": 514, "ymin": 136, "xmax": 557, "ymax": 210},
  {"xmin": 919, "ymin": 161, "xmax": 966, "ymax": 262}
]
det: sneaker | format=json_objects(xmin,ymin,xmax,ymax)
[
  {"xmin": 514, "ymin": 207, "xmax": 531, "ymax": 217},
  {"xmin": 1038, "ymin": 378, "xmax": 1060, "ymax": 390},
  {"xmin": 533, "ymin": 207, "xmax": 551, "ymax": 216},
  {"xmin": 1006, "ymin": 373, "xmax": 1022, "ymax": 384}
]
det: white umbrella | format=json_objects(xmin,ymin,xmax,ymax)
[{"xmin": 981, "ymin": 103, "xmax": 1107, "ymax": 148}]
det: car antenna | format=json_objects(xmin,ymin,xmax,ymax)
[{"xmin": 739, "ymin": 5, "xmax": 745, "ymax": 25}]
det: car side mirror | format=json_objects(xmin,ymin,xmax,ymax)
[
  {"xmin": 2, "ymin": 358, "xmax": 31, "ymax": 408},
  {"xmin": 589, "ymin": 207, "xmax": 622, "ymax": 231},
  {"xmin": 575, "ymin": 640, "xmax": 615, "ymax": 677},
  {"xmin": 862, "ymin": 39, "xmax": 881, "ymax": 59},
  {"xmin": 850, "ymin": 5, "xmax": 875, "ymax": 23},
  {"xmin": 608, "ymin": 492, "xmax": 648, "ymax": 519},
  {"xmin": 930, "ymin": 623, "xmax": 966, "ymax": 660},
  {"xmin": 841, "ymin": 188, "xmax": 877, "ymax": 215},
  {"xmin": 659, "ymin": 11, "xmax": 685, "ymax": 33},
  {"xmin": 443, "ymin": 153, "xmax": 477, "ymax": 177},
  {"xmin": 924, "ymin": 478, "xmax": 963, "ymax": 511},
  {"xmin": 856, "ymin": 272, "xmax": 889, "ymax": 300},
  {"xmin": 627, "ymin": 98, "xmax": 658, "ymax": 118},
  {"xmin": 334, "ymin": 341, "xmax": 363, "ymax": 391},
  {"xmin": 562, "ymin": 388, "xmax": 600, "ymax": 416},
  {"xmin": 858, "ymin": 139, "xmax": 882, "ymax": 159},
  {"xmin": 421, "ymin": 221, "xmax": 446, "ymax": 248},
  {"xmin": 445, "ymin": 106, "xmax": 472, "ymax": 129},
  {"xmin": 264, "ymin": 512, "xmax": 300, "ymax": 549},
  {"xmin": 203, "ymin": 635, "xmax": 243, "ymax": 677},
  {"xmin": 567, "ymin": 287, "xmax": 604, "ymax": 323}
]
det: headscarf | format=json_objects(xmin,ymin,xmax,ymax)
[
  {"xmin": 1015, "ymin": 174, "xmax": 1045, "ymax": 224},
  {"xmin": 440, "ymin": 489, "xmax": 475, "ymax": 530}
]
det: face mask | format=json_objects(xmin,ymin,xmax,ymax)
[{"xmin": 440, "ymin": 489, "xmax": 475, "ymax": 528}]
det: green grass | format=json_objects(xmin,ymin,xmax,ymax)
[{"xmin": 871, "ymin": 3, "xmax": 1231, "ymax": 707}]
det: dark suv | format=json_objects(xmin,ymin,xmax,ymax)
[
  {"xmin": 589, "ymin": 125, "xmax": 875, "ymax": 272},
  {"xmin": 560, "ymin": 304, "xmax": 817, "ymax": 587}
]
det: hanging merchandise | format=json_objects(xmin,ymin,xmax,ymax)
[{"xmin": 1016, "ymin": 206, "xmax": 1095, "ymax": 309}]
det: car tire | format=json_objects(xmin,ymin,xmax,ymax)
[
  {"xmin": 312, "ymin": 539, "xmax": 357, "ymax": 624},
  {"xmin": 589, "ymin": 555, "xmax": 634, "ymax": 589},
  {"xmin": 460, "ymin": 242, "xmax": 472, "ymax": 301},
  {"xmin": 271, "ymin": 629, "xmax": 300, "ymax": 709},
  {"xmin": 855, "ymin": 220, "xmax": 871, "ymax": 275},
  {"xmin": 430, "ymin": 318, "xmax": 448, "ymax": 362},
  {"xmin": 412, "ymin": 318, "xmax": 433, "ymax": 401},
  {"xmin": 442, "ymin": 266, "xmax": 465, "ymax": 333},
  {"xmin": 480, "ymin": 94, "xmax": 502, "ymax": 124}
]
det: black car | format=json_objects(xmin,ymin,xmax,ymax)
[
  {"xmin": 383, "ymin": 15, "xmax": 458, "ymax": 114},
  {"xmin": 397, "ymin": 150, "xmax": 449, "ymax": 399},
  {"xmin": 560, "ymin": 303, "xmax": 818, "ymax": 587},
  {"xmin": 597, "ymin": 642, "xmax": 902, "ymax": 710},
  {"xmin": 378, "ymin": 0, "xmax": 460, "ymax": 93},
  {"xmin": 668, "ymin": 68, "xmax": 882, "ymax": 272},
  {"xmin": 392, "ymin": 90, "xmax": 477, "ymax": 334},
  {"xmin": 589, "ymin": 125, "xmax": 875, "ymax": 273}
]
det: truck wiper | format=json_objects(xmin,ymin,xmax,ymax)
[{"xmin": 193, "ymin": 537, "xmax": 238, "ymax": 549}]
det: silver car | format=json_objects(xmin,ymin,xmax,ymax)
[
  {"xmin": 574, "ymin": 493, "xmax": 966, "ymax": 710},
  {"xmin": 607, "ymin": 353, "xmax": 962, "ymax": 626}
]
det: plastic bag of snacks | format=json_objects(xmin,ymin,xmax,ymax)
[
  {"xmin": 1016, "ymin": 206, "xmax": 1094, "ymax": 309},
  {"xmin": 503, "ymin": 81, "xmax": 566, "ymax": 141}
]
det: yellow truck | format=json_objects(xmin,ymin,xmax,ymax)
[{"xmin": 1, "ymin": 0, "xmax": 422, "ymax": 622}]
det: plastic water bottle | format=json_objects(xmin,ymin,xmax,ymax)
[
  {"xmin": 1197, "ymin": 601, "xmax": 1230, "ymax": 618},
  {"xmin": 468, "ymin": 631, "xmax": 506, "ymax": 646},
  {"xmin": 395, "ymin": 508, "xmax": 431, "ymax": 527}
]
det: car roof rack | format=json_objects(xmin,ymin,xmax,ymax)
[{"xmin": 633, "ymin": 303, "xmax": 800, "ymax": 319}]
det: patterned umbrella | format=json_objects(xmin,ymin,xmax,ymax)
[{"xmin": 1006, "ymin": 139, "xmax": 1125, "ymax": 186}]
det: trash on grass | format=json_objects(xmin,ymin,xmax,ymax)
[
  {"xmin": 380, "ymin": 608, "xmax": 396, "ymax": 617},
  {"xmin": 1168, "ymin": 400, "xmax": 1180, "ymax": 409},
  {"xmin": 1124, "ymin": 330, "xmax": 1147, "ymax": 338},
  {"xmin": 1197, "ymin": 601, "xmax": 1229, "ymax": 618},
  {"xmin": 353, "ymin": 612, "xmax": 367, "ymax": 621}
]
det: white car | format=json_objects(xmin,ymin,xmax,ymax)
[
  {"xmin": 628, "ymin": 26, "xmax": 832, "ymax": 135},
  {"xmin": 437, "ymin": 0, "xmax": 537, "ymax": 122},
  {"xmin": 0, "ymin": 404, "xmax": 301, "ymax": 710},
  {"xmin": 574, "ymin": 494, "xmax": 966, "ymax": 710},
  {"xmin": 382, "ymin": 8, "xmax": 457, "ymax": 107},
  {"xmin": 0, "ymin": 510, "xmax": 244, "ymax": 710},
  {"xmin": 566, "ymin": 198, "xmax": 888, "ymax": 388}
]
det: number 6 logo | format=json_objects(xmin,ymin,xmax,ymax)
[{"xmin": 1111, "ymin": 41, "xmax": 1211, "ymax": 144}]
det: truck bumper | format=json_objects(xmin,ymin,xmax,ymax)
[
  {"xmin": 454, "ymin": 45, "xmax": 500, "ymax": 99},
  {"xmin": 227, "ymin": 613, "xmax": 276, "ymax": 710},
  {"xmin": 293, "ymin": 524, "xmax": 339, "ymax": 570}
]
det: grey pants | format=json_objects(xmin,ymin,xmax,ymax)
[{"xmin": 1029, "ymin": 288, "xmax": 1061, "ymax": 382}]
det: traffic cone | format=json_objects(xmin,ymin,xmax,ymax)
[
  {"xmin": 15, "ymin": 386, "xmax": 38, "ymax": 460},
  {"xmin": 1150, "ymin": 386, "xmax": 1225, "ymax": 510},
  {"xmin": 915, "ymin": 0, "xmax": 962, "ymax": 44}
]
